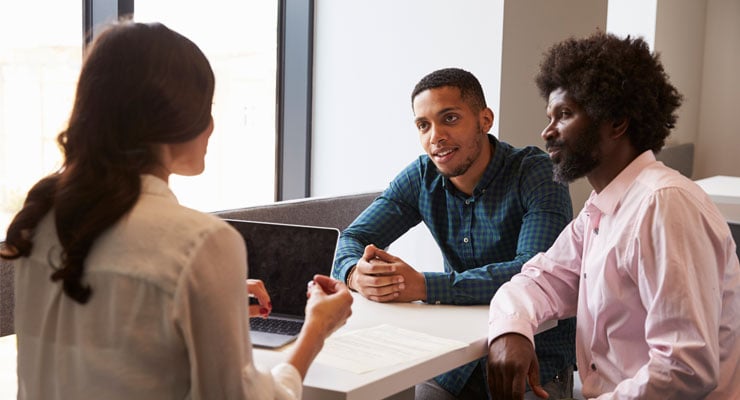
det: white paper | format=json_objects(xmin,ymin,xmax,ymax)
[{"xmin": 314, "ymin": 324, "xmax": 468, "ymax": 374}]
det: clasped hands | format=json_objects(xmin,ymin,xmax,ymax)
[{"xmin": 347, "ymin": 244, "xmax": 426, "ymax": 302}]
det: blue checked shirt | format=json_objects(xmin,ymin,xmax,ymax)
[{"xmin": 332, "ymin": 135, "xmax": 576, "ymax": 396}]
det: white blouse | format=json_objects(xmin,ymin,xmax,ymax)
[{"xmin": 14, "ymin": 174, "xmax": 302, "ymax": 399}]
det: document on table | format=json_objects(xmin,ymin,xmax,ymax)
[{"xmin": 314, "ymin": 324, "xmax": 468, "ymax": 374}]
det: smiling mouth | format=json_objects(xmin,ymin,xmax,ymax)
[{"xmin": 433, "ymin": 148, "xmax": 457, "ymax": 162}]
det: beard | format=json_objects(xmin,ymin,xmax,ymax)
[
  {"xmin": 437, "ymin": 124, "xmax": 484, "ymax": 178},
  {"xmin": 546, "ymin": 121, "xmax": 601, "ymax": 184}
]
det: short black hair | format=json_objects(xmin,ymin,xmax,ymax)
[
  {"xmin": 411, "ymin": 67, "xmax": 487, "ymax": 112},
  {"xmin": 535, "ymin": 32, "xmax": 683, "ymax": 153}
]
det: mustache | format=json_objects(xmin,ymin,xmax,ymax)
[{"xmin": 545, "ymin": 139, "xmax": 565, "ymax": 151}]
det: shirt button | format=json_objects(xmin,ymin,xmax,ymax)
[
  {"xmin": 463, "ymin": 237, "xmax": 469, "ymax": 243},
  {"xmin": 465, "ymin": 200, "xmax": 470, "ymax": 205}
]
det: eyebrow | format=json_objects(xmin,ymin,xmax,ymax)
[
  {"xmin": 414, "ymin": 106, "xmax": 460, "ymax": 123},
  {"xmin": 545, "ymin": 100, "xmax": 565, "ymax": 114}
]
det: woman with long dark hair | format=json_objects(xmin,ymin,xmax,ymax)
[{"xmin": 1, "ymin": 20, "xmax": 352, "ymax": 399}]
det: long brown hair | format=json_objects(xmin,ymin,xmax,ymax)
[{"xmin": 0, "ymin": 21, "xmax": 215, "ymax": 303}]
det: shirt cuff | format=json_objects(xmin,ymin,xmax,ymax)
[
  {"xmin": 424, "ymin": 272, "xmax": 453, "ymax": 304},
  {"xmin": 333, "ymin": 260, "xmax": 357, "ymax": 283},
  {"xmin": 488, "ymin": 313, "xmax": 536, "ymax": 348},
  {"xmin": 271, "ymin": 363, "xmax": 303, "ymax": 400}
]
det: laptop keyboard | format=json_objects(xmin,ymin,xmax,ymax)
[{"xmin": 250, "ymin": 318, "xmax": 304, "ymax": 336}]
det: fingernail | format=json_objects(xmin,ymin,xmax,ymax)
[{"xmin": 260, "ymin": 307, "xmax": 269, "ymax": 315}]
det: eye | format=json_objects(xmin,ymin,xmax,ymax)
[
  {"xmin": 444, "ymin": 114, "xmax": 459, "ymax": 124},
  {"xmin": 416, "ymin": 121, "xmax": 429, "ymax": 133}
]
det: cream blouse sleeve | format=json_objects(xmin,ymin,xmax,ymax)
[{"xmin": 172, "ymin": 223, "xmax": 302, "ymax": 399}]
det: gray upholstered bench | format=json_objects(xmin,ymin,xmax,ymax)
[{"xmin": 0, "ymin": 191, "xmax": 380, "ymax": 337}]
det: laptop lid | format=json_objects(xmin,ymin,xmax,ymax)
[{"xmin": 223, "ymin": 219, "xmax": 340, "ymax": 347}]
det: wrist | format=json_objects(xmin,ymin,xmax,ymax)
[{"xmin": 346, "ymin": 266, "xmax": 357, "ymax": 291}]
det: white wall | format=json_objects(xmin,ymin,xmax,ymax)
[
  {"xmin": 654, "ymin": 0, "xmax": 707, "ymax": 149},
  {"xmin": 695, "ymin": 0, "xmax": 740, "ymax": 178}
]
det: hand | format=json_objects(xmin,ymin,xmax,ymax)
[
  {"xmin": 348, "ymin": 244, "xmax": 426, "ymax": 303},
  {"xmin": 246, "ymin": 279, "xmax": 271, "ymax": 318},
  {"xmin": 487, "ymin": 333, "xmax": 548, "ymax": 400},
  {"xmin": 287, "ymin": 275, "xmax": 353, "ymax": 378},
  {"xmin": 304, "ymin": 275, "xmax": 353, "ymax": 336}
]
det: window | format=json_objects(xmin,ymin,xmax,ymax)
[
  {"xmin": 0, "ymin": 1, "xmax": 282, "ymax": 239},
  {"xmin": 135, "ymin": 0, "xmax": 279, "ymax": 212},
  {"xmin": 0, "ymin": 1, "xmax": 82, "ymax": 237}
]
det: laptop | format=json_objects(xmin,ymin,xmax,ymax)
[{"xmin": 224, "ymin": 219, "xmax": 340, "ymax": 348}]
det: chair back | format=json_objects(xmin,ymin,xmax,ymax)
[{"xmin": 0, "ymin": 256, "xmax": 14, "ymax": 337}]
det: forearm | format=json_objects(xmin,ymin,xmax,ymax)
[
  {"xmin": 424, "ymin": 255, "xmax": 531, "ymax": 304},
  {"xmin": 332, "ymin": 236, "xmax": 363, "ymax": 282},
  {"xmin": 286, "ymin": 321, "xmax": 327, "ymax": 379}
]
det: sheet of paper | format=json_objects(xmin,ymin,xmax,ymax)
[{"xmin": 314, "ymin": 324, "xmax": 468, "ymax": 374}]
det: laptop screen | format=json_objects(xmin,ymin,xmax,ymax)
[{"xmin": 224, "ymin": 219, "xmax": 340, "ymax": 318}]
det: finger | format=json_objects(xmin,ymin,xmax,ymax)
[
  {"xmin": 363, "ymin": 259, "xmax": 399, "ymax": 275},
  {"xmin": 312, "ymin": 274, "xmax": 341, "ymax": 293},
  {"xmin": 307, "ymin": 279, "xmax": 327, "ymax": 297},
  {"xmin": 367, "ymin": 290, "xmax": 401, "ymax": 302},
  {"xmin": 361, "ymin": 244, "xmax": 380, "ymax": 261},
  {"xmin": 530, "ymin": 385, "xmax": 549, "ymax": 399},
  {"xmin": 358, "ymin": 273, "xmax": 405, "ymax": 289},
  {"xmin": 248, "ymin": 304, "xmax": 270, "ymax": 318},
  {"xmin": 246, "ymin": 280, "xmax": 272, "ymax": 310},
  {"xmin": 369, "ymin": 246, "xmax": 398, "ymax": 262},
  {"xmin": 509, "ymin": 370, "xmax": 528, "ymax": 400},
  {"xmin": 528, "ymin": 356, "xmax": 548, "ymax": 399}
]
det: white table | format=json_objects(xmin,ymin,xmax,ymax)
[
  {"xmin": 695, "ymin": 175, "xmax": 740, "ymax": 223},
  {"xmin": 695, "ymin": 175, "xmax": 740, "ymax": 204},
  {"xmin": 255, "ymin": 293, "xmax": 555, "ymax": 400},
  {"xmin": 0, "ymin": 295, "xmax": 556, "ymax": 400}
]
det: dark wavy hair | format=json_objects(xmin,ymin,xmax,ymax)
[
  {"xmin": 0, "ymin": 21, "xmax": 215, "ymax": 303},
  {"xmin": 411, "ymin": 67, "xmax": 487, "ymax": 112},
  {"xmin": 535, "ymin": 32, "xmax": 682, "ymax": 153}
]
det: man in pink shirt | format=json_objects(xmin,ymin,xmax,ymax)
[{"xmin": 486, "ymin": 32, "xmax": 740, "ymax": 399}]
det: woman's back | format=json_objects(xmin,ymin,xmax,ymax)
[{"xmin": 13, "ymin": 175, "xmax": 276, "ymax": 399}]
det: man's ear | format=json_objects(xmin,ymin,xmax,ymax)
[
  {"xmin": 610, "ymin": 117, "xmax": 629, "ymax": 139},
  {"xmin": 480, "ymin": 107, "xmax": 494, "ymax": 133}
]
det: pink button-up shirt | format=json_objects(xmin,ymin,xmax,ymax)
[{"xmin": 488, "ymin": 151, "xmax": 740, "ymax": 399}]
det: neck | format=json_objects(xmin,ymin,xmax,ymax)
[
  {"xmin": 587, "ymin": 146, "xmax": 640, "ymax": 193},
  {"xmin": 450, "ymin": 137, "xmax": 493, "ymax": 196}
]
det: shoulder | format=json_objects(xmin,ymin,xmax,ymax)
[
  {"xmin": 388, "ymin": 154, "xmax": 443, "ymax": 190},
  {"xmin": 497, "ymin": 141, "xmax": 560, "ymax": 187},
  {"xmin": 633, "ymin": 163, "xmax": 708, "ymax": 206},
  {"xmin": 499, "ymin": 141, "xmax": 552, "ymax": 170},
  {"xmin": 87, "ymin": 194, "xmax": 241, "ymax": 291}
]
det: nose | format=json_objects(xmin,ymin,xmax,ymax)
[
  {"xmin": 429, "ymin": 124, "xmax": 447, "ymax": 145},
  {"xmin": 541, "ymin": 119, "xmax": 556, "ymax": 142}
]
